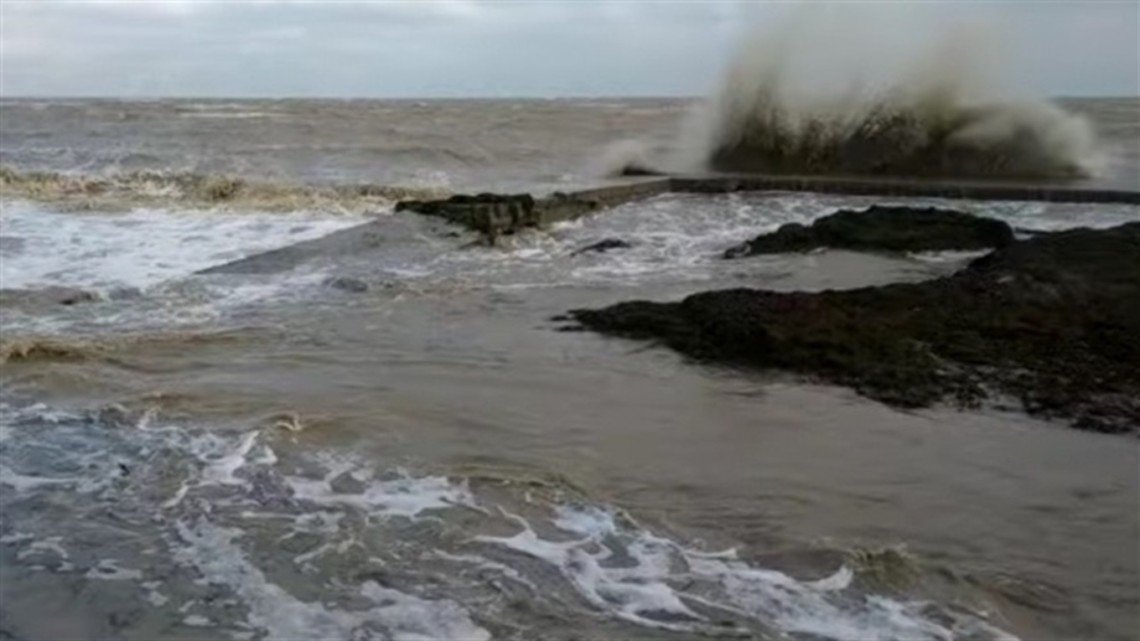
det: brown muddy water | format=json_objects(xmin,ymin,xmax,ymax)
[{"xmin": 1, "ymin": 98, "xmax": 1138, "ymax": 641}]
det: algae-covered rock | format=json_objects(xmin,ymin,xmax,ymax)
[
  {"xmin": 724, "ymin": 205, "xmax": 1015, "ymax": 258},
  {"xmin": 569, "ymin": 222, "xmax": 1140, "ymax": 434}
]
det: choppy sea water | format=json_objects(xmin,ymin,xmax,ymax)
[
  {"xmin": 1, "ymin": 97, "xmax": 1137, "ymax": 192},
  {"xmin": 1, "ymin": 98, "xmax": 1138, "ymax": 641}
]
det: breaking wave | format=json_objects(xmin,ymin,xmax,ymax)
[
  {"xmin": 0, "ymin": 329, "xmax": 268, "ymax": 364},
  {"xmin": 694, "ymin": 12, "xmax": 1105, "ymax": 179},
  {"xmin": 0, "ymin": 398, "xmax": 1020, "ymax": 640},
  {"xmin": 0, "ymin": 166, "xmax": 449, "ymax": 213}
]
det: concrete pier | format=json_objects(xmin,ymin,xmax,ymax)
[
  {"xmin": 199, "ymin": 220, "xmax": 388, "ymax": 275},
  {"xmin": 668, "ymin": 174, "xmax": 1140, "ymax": 205},
  {"xmin": 394, "ymin": 174, "xmax": 1137, "ymax": 237}
]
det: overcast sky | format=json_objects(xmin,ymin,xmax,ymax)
[{"xmin": 1, "ymin": 1, "xmax": 1136, "ymax": 98}]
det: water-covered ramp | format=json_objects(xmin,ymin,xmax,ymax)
[{"xmin": 200, "ymin": 174, "xmax": 1139, "ymax": 274}]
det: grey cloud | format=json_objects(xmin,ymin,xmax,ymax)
[{"xmin": 0, "ymin": 1, "xmax": 1134, "ymax": 98}]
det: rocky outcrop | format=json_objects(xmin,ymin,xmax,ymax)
[
  {"xmin": 567, "ymin": 222, "xmax": 1140, "ymax": 434},
  {"xmin": 724, "ymin": 205, "xmax": 1016, "ymax": 258}
]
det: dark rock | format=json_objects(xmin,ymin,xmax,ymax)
[
  {"xmin": 395, "ymin": 193, "xmax": 537, "ymax": 237},
  {"xmin": 0, "ymin": 286, "xmax": 99, "ymax": 307},
  {"xmin": 323, "ymin": 277, "xmax": 369, "ymax": 293},
  {"xmin": 570, "ymin": 239, "xmax": 633, "ymax": 257},
  {"xmin": 724, "ymin": 205, "xmax": 1015, "ymax": 258},
  {"xmin": 329, "ymin": 471, "xmax": 367, "ymax": 495},
  {"xmin": 395, "ymin": 192, "xmax": 599, "ymax": 240},
  {"xmin": 396, "ymin": 193, "xmax": 535, "ymax": 214},
  {"xmin": 620, "ymin": 165, "xmax": 664, "ymax": 177},
  {"xmin": 568, "ymin": 223, "xmax": 1140, "ymax": 434}
]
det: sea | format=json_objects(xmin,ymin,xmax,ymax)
[{"xmin": 0, "ymin": 96, "xmax": 1137, "ymax": 641}]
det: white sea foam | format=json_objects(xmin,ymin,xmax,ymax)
[
  {"xmin": 284, "ymin": 462, "xmax": 475, "ymax": 518},
  {"xmin": 0, "ymin": 464, "xmax": 76, "ymax": 492},
  {"xmin": 173, "ymin": 518, "xmax": 489, "ymax": 641},
  {"xmin": 17, "ymin": 537, "xmax": 70, "ymax": 562},
  {"xmin": 0, "ymin": 199, "xmax": 361, "ymax": 290},
  {"xmin": 142, "ymin": 581, "xmax": 171, "ymax": 607},
  {"xmin": 476, "ymin": 503, "xmax": 1016, "ymax": 640},
  {"xmin": 198, "ymin": 430, "xmax": 263, "ymax": 486},
  {"xmin": 85, "ymin": 559, "xmax": 144, "ymax": 581},
  {"xmin": 907, "ymin": 249, "xmax": 993, "ymax": 264}
]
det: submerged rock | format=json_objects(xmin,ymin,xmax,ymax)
[
  {"xmin": 724, "ymin": 205, "xmax": 1016, "ymax": 258},
  {"xmin": 106, "ymin": 286, "xmax": 142, "ymax": 301},
  {"xmin": 570, "ymin": 238, "xmax": 633, "ymax": 256},
  {"xmin": 0, "ymin": 286, "xmax": 99, "ymax": 307},
  {"xmin": 569, "ymin": 222, "xmax": 1140, "ymax": 434},
  {"xmin": 324, "ymin": 276, "xmax": 369, "ymax": 293}
]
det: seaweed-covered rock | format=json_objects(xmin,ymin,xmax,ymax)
[
  {"xmin": 569, "ymin": 223, "xmax": 1140, "ymax": 434},
  {"xmin": 396, "ymin": 192, "xmax": 599, "ymax": 239},
  {"xmin": 395, "ymin": 193, "xmax": 537, "ymax": 235},
  {"xmin": 724, "ymin": 205, "xmax": 1015, "ymax": 258}
]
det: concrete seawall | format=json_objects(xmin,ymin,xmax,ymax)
[
  {"xmin": 395, "ymin": 174, "xmax": 1137, "ymax": 236},
  {"xmin": 199, "ymin": 220, "xmax": 388, "ymax": 275},
  {"xmin": 199, "ymin": 174, "xmax": 1137, "ymax": 275},
  {"xmin": 668, "ymin": 174, "xmax": 1140, "ymax": 205}
]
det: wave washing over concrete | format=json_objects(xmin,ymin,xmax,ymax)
[
  {"xmin": 690, "ymin": 11, "xmax": 1104, "ymax": 180},
  {"xmin": 209, "ymin": 175, "xmax": 1138, "ymax": 258}
]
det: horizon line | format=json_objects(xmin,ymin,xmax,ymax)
[{"xmin": 2, "ymin": 92, "xmax": 1137, "ymax": 101}]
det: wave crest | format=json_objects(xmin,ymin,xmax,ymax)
[{"xmin": 0, "ymin": 166, "xmax": 450, "ymax": 213}]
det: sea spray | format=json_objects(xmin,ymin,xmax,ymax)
[
  {"xmin": 594, "ymin": 139, "xmax": 664, "ymax": 177},
  {"xmin": 690, "ymin": 9, "xmax": 1104, "ymax": 178}
]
